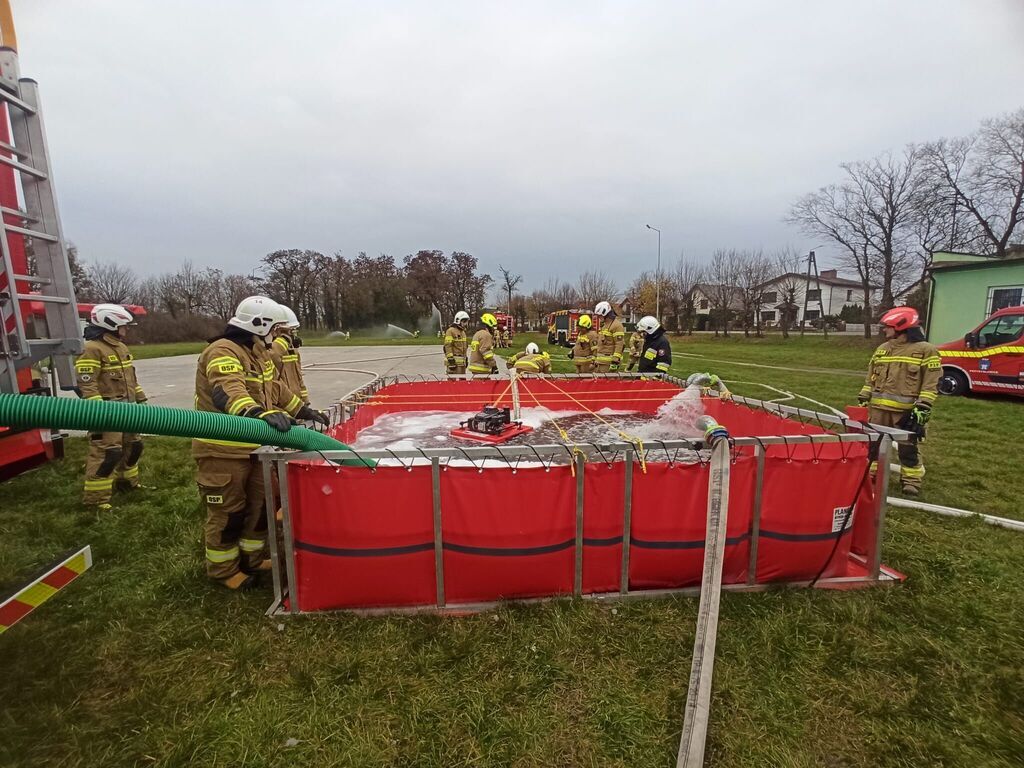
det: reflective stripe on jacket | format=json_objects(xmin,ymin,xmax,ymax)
[
  {"xmin": 506, "ymin": 351, "xmax": 551, "ymax": 374},
  {"xmin": 859, "ymin": 337, "xmax": 941, "ymax": 411},
  {"xmin": 269, "ymin": 333, "xmax": 308, "ymax": 403},
  {"xmin": 573, "ymin": 329, "xmax": 599, "ymax": 363},
  {"xmin": 468, "ymin": 328, "xmax": 497, "ymax": 372},
  {"xmin": 596, "ymin": 317, "xmax": 626, "ymax": 363},
  {"xmin": 443, "ymin": 325, "xmax": 468, "ymax": 365},
  {"xmin": 627, "ymin": 331, "xmax": 644, "ymax": 358},
  {"xmin": 638, "ymin": 328, "xmax": 672, "ymax": 374},
  {"xmin": 75, "ymin": 332, "xmax": 146, "ymax": 403}
]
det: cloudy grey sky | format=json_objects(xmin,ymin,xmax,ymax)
[{"xmin": 16, "ymin": 0, "xmax": 1024, "ymax": 290}]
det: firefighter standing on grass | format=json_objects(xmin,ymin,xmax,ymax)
[
  {"xmin": 193, "ymin": 296, "xmax": 327, "ymax": 590},
  {"xmin": 858, "ymin": 307, "xmax": 940, "ymax": 496},
  {"xmin": 468, "ymin": 313, "xmax": 499, "ymax": 376},
  {"xmin": 569, "ymin": 314, "xmax": 598, "ymax": 373},
  {"xmin": 505, "ymin": 342, "xmax": 552, "ymax": 374},
  {"xmin": 626, "ymin": 328, "xmax": 644, "ymax": 371},
  {"xmin": 443, "ymin": 311, "xmax": 470, "ymax": 374},
  {"xmin": 76, "ymin": 304, "xmax": 147, "ymax": 510},
  {"xmin": 593, "ymin": 301, "xmax": 626, "ymax": 372},
  {"xmin": 269, "ymin": 305, "xmax": 309, "ymax": 405}
]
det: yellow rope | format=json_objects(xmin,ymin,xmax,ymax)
[{"xmin": 518, "ymin": 378, "xmax": 581, "ymax": 476}]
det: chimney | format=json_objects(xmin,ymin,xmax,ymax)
[{"xmin": 820, "ymin": 269, "xmax": 837, "ymax": 279}]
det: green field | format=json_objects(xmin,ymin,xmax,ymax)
[{"xmin": 2, "ymin": 334, "xmax": 1022, "ymax": 767}]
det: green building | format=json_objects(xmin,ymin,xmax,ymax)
[{"xmin": 926, "ymin": 249, "xmax": 1024, "ymax": 344}]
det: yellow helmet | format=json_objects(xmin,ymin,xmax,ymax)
[
  {"xmin": 481, "ymin": 312, "xmax": 498, "ymax": 328},
  {"xmin": 578, "ymin": 314, "xmax": 593, "ymax": 329}
]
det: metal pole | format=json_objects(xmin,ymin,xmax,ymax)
[
  {"xmin": 510, "ymin": 370, "xmax": 521, "ymax": 422},
  {"xmin": 261, "ymin": 456, "xmax": 283, "ymax": 612},
  {"xmin": 746, "ymin": 444, "xmax": 765, "ymax": 585},
  {"xmin": 574, "ymin": 452, "xmax": 585, "ymax": 596},
  {"xmin": 647, "ymin": 224, "xmax": 662, "ymax": 321},
  {"xmin": 431, "ymin": 457, "xmax": 445, "ymax": 607},
  {"xmin": 870, "ymin": 436, "xmax": 891, "ymax": 579},
  {"xmin": 620, "ymin": 449, "xmax": 633, "ymax": 595},
  {"xmin": 277, "ymin": 458, "xmax": 300, "ymax": 614},
  {"xmin": 676, "ymin": 435, "xmax": 731, "ymax": 768}
]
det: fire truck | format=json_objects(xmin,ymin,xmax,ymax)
[
  {"xmin": 937, "ymin": 306, "xmax": 1024, "ymax": 397},
  {"xmin": 0, "ymin": 6, "xmax": 83, "ymax": 479},
  {"xmin": 546, "ymin": 309, "xmax": 602, "ymax": 347}
]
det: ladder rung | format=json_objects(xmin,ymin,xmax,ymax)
[
  {"xmin": 11, "ymin": 274, "xmax": 51, "ymax": 285},
  {"xmin": 0, "ymin": 152, "xmax": 46, "ymax": 180},
  {"xmin": 17, "ymin": 293, "xmax": 70, "ymax": 304},
  {"xmin": 0, "ymin": 88, "xmax": 38, "ymax": 116},
  {"xmin": 2, "ymin": 222, "xmax": 58, "ymax": 242},
  {"xmin": 0, "ymin": 139, "xmax": 26, "ymax": 159},
  {"xmin": 0, "ymin": 205, "xmax": 36, "ymax": 222}
]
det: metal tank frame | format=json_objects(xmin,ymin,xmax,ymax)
[{"xmin": 259, "ymin": 372, "xmax": 910, "ymax": 617}]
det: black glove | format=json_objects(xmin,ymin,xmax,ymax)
[
  {"xmin": 254, "ymin": 409, "xmax": 292, "ymax": 432},
  {"xmin": 446, "ymin": 356, "xmax": 455, "ymax": 367},
  {"xmin": 567, "ymin": 349, "xmax": 575, "ymax": 359},
  {"xmin": 293, "ymin": 335, "xmax": 303, "ymax": 348},
  {"xmin": 297, "ymin": 405, "xmax": 330, "ymax": 426}
]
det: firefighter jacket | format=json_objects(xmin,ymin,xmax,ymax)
[
  {"xmin": 639, "ymin": 327, "xmax": 672, "ymax": 374},
  {"xmin": 193, "ymin": 328, "xmax": 304, "ymax": 459},
  {"xmin": 627, "ymin": 331, "xmax": 644, "ymax": 359},
  {"xmin": 859, "ymin": 333, "xmax": 941, "ymax": 412},
  {"xmin": 75, "ymin": 326, "xmax": 146, "ymax": 403},
  {"xmin": 468, "ymin": 328, "xmax": 497, "ymax": 374},
  {"xmin": 505, "ymin": 351, "xmax": 552, "ymax": 374},
  {"xmin": 596, "ymin": 316, "xmax": 626, "ymax": 365},
  {"xmin": 573, "ymin": 329, "xmax": 599, "ymax": 364},
  {"xmin": 443, "ymin": 325, "xmax": 468, "ymax": 366},
  {"xmin": 269, "ymin": 333, "xmax": 308, "ymax": 404}
]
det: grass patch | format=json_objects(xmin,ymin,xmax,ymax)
[{"xmin": 2, "ymin": 335, "xmax": 1022, "ymax": 766}]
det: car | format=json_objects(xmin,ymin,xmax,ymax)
[{"xmin": 936, "ymin": 306, "xmax": 1024, "ymax": 397}]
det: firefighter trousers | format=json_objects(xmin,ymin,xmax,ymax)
[
  {"xmin": 83, "ymin": 431, "xmax": 143, "ymax": 505},
  {"xmin": 574, "ymin": 361, "xmax": 595, "ymax": 374},
  {"xmin": 446, "ymin": 365, "xmax": 467, "ymax": 375},
  {"xmin": 867, "ymin": 408, "xmax": 924, "ymax": 490},
  {"xmin": 196, "ymin": 456, "xmax": 268, "ymax": 580}
]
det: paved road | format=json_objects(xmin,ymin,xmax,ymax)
[{"xmin": 131, "ymin": 345, "xmax": 445, "ymax": 410}]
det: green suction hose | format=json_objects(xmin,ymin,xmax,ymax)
[{"xmin": 0, "ymin": 393, "xmax": 374, "ymax": 467}]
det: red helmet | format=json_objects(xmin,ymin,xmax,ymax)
[{"xmin": 880, "ymin": 306, "xmax": 919, "ymax": 332}]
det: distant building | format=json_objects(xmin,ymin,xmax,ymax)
[
  {"xmin": 926, "ymin": 248, "xmax": 1024, "ymax": 344},
  {"xmin": 691, "ymin": 283, "xmax": 744, "ymax": 330},
  {"xmin": 755, "ymin": 269, "xmax": 875, "ymax": 327}
]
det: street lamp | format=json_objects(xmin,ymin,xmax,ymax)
[{"xmin": 646, "ymin": 224, "xmax": 661, "ymax": 320}]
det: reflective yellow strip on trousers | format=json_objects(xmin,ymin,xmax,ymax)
[
  {"xmin": 869, "ymin": 397, "xmax": 915, "ymax": 410},
  {"xmin": 84, "ymin": 478, "xmax": 114, "ymax": 489},
  {"xmin": 121, "ymin": 466, "xmax": 139, "ymax": 478},
  {"xmin": 239, "ymin": 538, "xmax": 265, "ymax": 553},
  {"xmin": 195, "ymin": 438, "xmax": 261, "ymax": 449},
  {"xmin": 206, "ymin": 547, "xmax": 240, "ymax": 563}
]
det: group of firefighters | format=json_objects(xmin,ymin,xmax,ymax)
[
  {"xmin": 72, "ymin": 296, "xmax": 940, "ymax": 591},
  {"xmin": 442, "ymin": 302, "xmax": 673, "ymax": 378},
  {"xmin": 75, "ymin": 297, "xmax": 325, "ymax": 590}
]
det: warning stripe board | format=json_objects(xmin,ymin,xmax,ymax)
[{"xmin": 0, "ymin": 546, "xmax": 92, "ymax": 634}]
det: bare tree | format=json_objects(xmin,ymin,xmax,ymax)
[
  {"xmin": 497, "ymin": 264, "xmax": 523, "ymax": 315},
  {"xmin": 89, "ymin": 260, "xmax": 138, "ymax": 304},
  {"xmin": 705, "ymin": 250, "xmax": 742, "ymax": 337},
  {"xmin": 771, "ymin": 248, "xmax": 805, "ymax": 339},
  {"xmin": 919, "ymin": 108, "xmax": 1024, "ymax": 258},
  {"xmin": 672, "ymin": 256, "xmax": 704, "ymax": 335},
  {"xmin": 734, "ymin": 249, "xmax": 774, "ymax": 337},
  {"xmin": 576, "ymin": 270, "xmax": 617, "ymax": 310}
]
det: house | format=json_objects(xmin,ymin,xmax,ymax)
[
  {"xmin": 691, "ymin": 283, "xmax": 744, "ymax": 330},
  {"xmin": 926, "ymin": 248, "xmax": 1024, "ymax": 344},
  {"xmin": 755, "ymin": 269, "xmax": 874, "ymax": 327}
]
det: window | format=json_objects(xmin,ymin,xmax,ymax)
[
  {"xmin": 846, "ymin": 289, "xmax": 853, "ymax": 301},
  {"xmin": 987, "ymin": 286, "xmax": 1024, "ymax": 314},
  {"xmin": 763, "ymin": 291, "xmax": 777, "ymax": 304},
  {"xmin": 699, "ymin": 299, "xmax": 709, "ymax": 310},
  {"xmin": 760, "ymin": 310, "xmax": 776, "ymax": 322},
  {"xmin": 806, "ymin": 289, "xmax": 821, "ymax": 301},
  {"xmin": 977, "ymin": 314, "xmax": 1024, "ymax": 348},
  {"xmin": 804, "ymin": 309, "xmax": 821, "ymax": 320}
]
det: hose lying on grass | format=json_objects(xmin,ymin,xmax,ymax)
[{"xmin": 0, "ymin": 393, "xmax": 374, "ymax": 467}]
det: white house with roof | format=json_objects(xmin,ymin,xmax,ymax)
[{"xmin": 755, "ymin": 269, "xmax": 875, "ymax": 327}]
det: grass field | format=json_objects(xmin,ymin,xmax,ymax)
[{"xmin": 2, "ymin": 334, "xmax": 1022, "ymax": 767}]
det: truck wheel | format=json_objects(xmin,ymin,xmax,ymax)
[{"xmin": 938, "ymin": 370, "xmax": 969, "ymax": 396}]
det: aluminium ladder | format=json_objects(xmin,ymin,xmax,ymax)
[{"xmin": 0, "ymin": 43, "xmax": 80, "ymax": 395}]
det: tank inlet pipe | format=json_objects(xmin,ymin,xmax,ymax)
[{"xmin": 887, "ymin": 497, "xmax": 1024, "ymax": 533}]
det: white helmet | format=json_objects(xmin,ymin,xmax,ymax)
[
  {"xmin": 636, "ymin": 315, "xmax": 660, "ymax": 334},
  {"xmin": 594, "ymin": 301, "xmax": 613, "ymax": 317},
  {"xmin": 281, "ymin": 305, "xmax": 300, "ymax": 329},
  {"xmin": 525, "ymin": 342, "xmax": 539, "ymax": 354},
  {"xmin": 454, "ymin": 311, "xmax": 470, "ymax": 326},
  {"xmin": 229, "ymin": 295, "xmax": 281, "ymax": 337},
  {"xmin": 90, "ymin": 303, "xmax": 134, "ymax": 330}
]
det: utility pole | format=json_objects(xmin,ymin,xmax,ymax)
[
  {"xmin": 799, "ymin": 250, "xmax": 827, "ymax": 338},
  {"xmin": 646, "ymin": 224, "xmax": 662, "ymax": 320}
]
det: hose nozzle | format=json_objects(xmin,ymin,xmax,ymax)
[{"xmin": 696, "ymin": 415, "xmax": 729, "ymax": 445}]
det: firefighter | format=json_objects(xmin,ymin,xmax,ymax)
[
  {"xmin": 194, "ymin": 296, "xmax": 328, "ymax": 590},
  {"xmin": 468, "ymin": 313, "xmax": 499, "ymax": 376},
  {"xmin": 505, "ymin": 342, "xmax": 552, "ymax": 374},
  {"xmin": 269, "ymin": 305, "xmax": 309, "ymax": 405},
  {"xmin": 443, "ymin": 311, "xmax": 470, "ymax": 374},
  {"xmin": 593, "ymin": 301, "xmax": 626, "ymax": 373},
  {"xmin": 75, "ymin": 303, "xmax": 147, "ymax": 510},
  {"xmin": 858, "ymin": 307, "xmax": 940, "ymax": 496},
  {"xmin": 569, "ymin": 314, "xmax": 598, "ymax": 373},
  {"xmin": 637, "ymin": 315, "xmax": 671, "ymax": 374},
  {"xmin": 626, "ymin": 328, "xmax": 644, "ymax": 371}
]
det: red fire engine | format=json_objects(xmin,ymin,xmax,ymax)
[
  {"xmin": 937, "ymin": 306, "xmax": 1024, "ymax": 397},
  {"xmin": 546, "ymin": 309, "xmax": 602, "ymax": 347}
]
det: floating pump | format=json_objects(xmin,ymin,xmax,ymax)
[{"xmin": 450, "ymin": 404, "xmax": 534, "ymax": 444}]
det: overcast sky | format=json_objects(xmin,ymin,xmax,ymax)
[{"xmin": 15, "ymin": 1, "xmax": 1024, "ymax": 291}]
